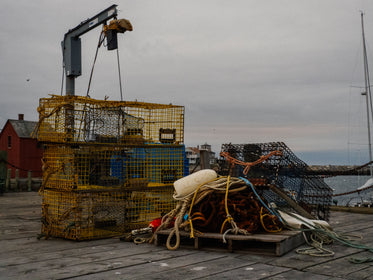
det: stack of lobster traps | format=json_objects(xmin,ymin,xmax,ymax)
[
  {"xmin": 35, "ymin": 95, "xmax": 187, "ymax": 240},
  {"xmin": 219, "ymin": 142, "xmax": 333, "ymax": 221}
]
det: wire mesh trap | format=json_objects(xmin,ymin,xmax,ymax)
[
  {"xmin": 219, "ymin": 142, "xmax": 333, "ymax": 220},
  {"xmin": 35, "ymin": 95, "xmax": 186, "ymax": 240},
  {"xmin": 35, "ymin": 95, "xmax": 184, "ymax": 145},
  {"xmin": 41, "ymin": 144, "xmax": 187, "ymax": 191},
  {"xmin": 41, "ymin": 187, "xmax": 176, "ymax": 240}
]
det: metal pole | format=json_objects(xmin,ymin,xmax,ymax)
[
  {"xmin": 66, "ymin": 76, "xmax": 75, "ymax": 96},
  {"xmin": 362, "ymin": 91, "xmax": 372, "ymax": 176},
  {"xmin": 361, "ymin": 12, "xmax": 373, "ymax": 176}
]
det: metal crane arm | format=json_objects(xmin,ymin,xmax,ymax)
[
  {"xmin": 64, "ymin": 4, "xmax": 117, "ymax": 39},
  {"xmin": 62, "ymin": 5, "xmax": 118, "ymax": 95}
]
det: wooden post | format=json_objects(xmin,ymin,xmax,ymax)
[
  {"xmin": 6, "ymin": 169, "xmax": 11, "ymax": 192},
  {"xmin": 200, "ymin": 150, "xmax": 210, "ymax": 170},
  {"xmin": 15, "ymin": 169, "xmax": 19, "ymax": 191},
  {"xmin": 28, "ymin": 171, "xmax": 32, "ymax": 192},
  {"xmin": 269, "ymin": 184, "xmax": 315, "ymax": 219},
  {"xmin": 0, "ymin": 151, "xmax": 6, "ymax": 194}
]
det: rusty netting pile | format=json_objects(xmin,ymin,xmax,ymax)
[
  {"xmin": 150, "ymin": 176, "xmax": 283, "ymax": 250},
  {"xmin": 219, "ymin": 142, "xmax": 333, "ymax": 221},
  {"xmin": 188, "ymin": 186, "xmax": 282, "ymax": 234}
]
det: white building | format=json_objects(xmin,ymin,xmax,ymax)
[{"xmin": 186, "ymin": 143, "xmax": 216, "ymax": 166}]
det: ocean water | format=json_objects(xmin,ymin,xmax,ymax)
[{"xmin": 324, "ymin": 175, "xmax": 373, "ymax": 206}]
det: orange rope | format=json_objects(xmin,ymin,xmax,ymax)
[{"xmin": 220, "ymin": 150, "xmax": 282, "ymax": 175}]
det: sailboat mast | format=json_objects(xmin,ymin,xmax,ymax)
[{"xmin": 361, "ymin": 12, "xmax": 373, "ymax": 176}]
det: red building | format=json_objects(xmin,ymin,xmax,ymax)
[{"xmin": 0, "ymin": 114, "xmax": 43, "ymax": 178}]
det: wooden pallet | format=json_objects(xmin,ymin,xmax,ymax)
[{"xmin": 154, "ymin": 229, "xmax": 304, "ymax": 256}]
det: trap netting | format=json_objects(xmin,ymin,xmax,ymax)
[
  {"xmin": 42, "ymin": 144, "xmax": 187, "ymax": 191},
  {"xmin": 35, "ymin": 95, "xmax": 184, "ymax": 145},
  {"xmin": 41, "ymin": 187, "xmax": 175, "ymax": 240},
  {"xmin": 219, "ymin": 142, "xmax": 332, "ymax": 220},
  {"xmin": 35, "ymin": 95, "xmax": 186, "ymax": 240}
]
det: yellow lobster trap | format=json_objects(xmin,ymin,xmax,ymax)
[
  {"xmin": 41, "ymin": 186, "xmax": 175, "ymax": 240},
  {"xmin": 41, "ymin": 143, "xmax": 187, "ymax": 191},
  {"xmin": 35, "ymin": 95, "xmax": 186, "ymax": 240},
  {"xmin": 35, "ymin": 95, "xmax": 184, "ymax": 145}
]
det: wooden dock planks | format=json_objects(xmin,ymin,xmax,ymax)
[
  {"xmin": 154, "ymin": 229, "xmax": 304, "ymax": 256},
  {"xmin": 2, "ymin": 192, "xmax": 373, "ymax": 279}
]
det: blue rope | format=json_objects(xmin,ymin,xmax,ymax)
[
  {"xmin": 239, "ymin": 178, "xmax": 373, "ymax": 263},
  {"xmin": 239, "ymin": 177, "xmax": 283, "ymax": 222}
]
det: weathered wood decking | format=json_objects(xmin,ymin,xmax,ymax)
[
  {"xmin": 154, "ymin": 228, "xmax": 304, "ymax": 256},
  {"xmin": 1, "ymin": 192, "xmax": 373, "ymax": 279}
]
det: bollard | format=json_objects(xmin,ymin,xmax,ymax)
[
  {"xmin": 28, "ymin": 171, "xmax": 32, "ymax": 192},
  {"xmin": 6, "ymin": 169, "xmax": 11, "ymax": 192}
]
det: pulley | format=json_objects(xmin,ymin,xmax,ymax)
[{"xmin": 104, "ymin": 18, "xmax": 133, "ymax": 50}]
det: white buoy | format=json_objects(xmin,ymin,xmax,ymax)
[{"xmin": 173, "ymin": 169, "xmax": 217, "ymax": 200}]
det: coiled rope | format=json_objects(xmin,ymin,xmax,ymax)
[
  {"xmin": 150, "ymin": 150, "xmax": 285, "ymax": 250},
  {"xmin": 220, "ymin": 176, "xmax": 250, "ymax": 239},
  {"xmin": 149, "ymin": 176, "xmax": 247, "ymax": 250},
  {"xmin": 278, "ymin": 210, "xmax": 373, "ymax": 263}
]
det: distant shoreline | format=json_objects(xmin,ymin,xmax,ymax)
[
  {"xmin": 330, "ymin": 205, "xmax": 373, "ymax": 214},
  {"xmin": 308, "ymin": 165, "xmax": 371, "ymax": 176}
]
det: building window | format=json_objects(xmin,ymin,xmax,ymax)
[{"xmin": 8, "ymin": 136, "xmax": 11, "ymax": 148}]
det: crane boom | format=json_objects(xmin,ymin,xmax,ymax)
[{"xmin": 62, "ymin": 5, "xmax": 118, "ymax": 96}]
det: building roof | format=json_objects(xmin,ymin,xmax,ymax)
[
  {"xmin": 186, "ymin": 147, "xmax": 200, "ymax": 154},
  {"xmin": 8, "ymin": 119, "xmax": 37, "ymax": 138}
]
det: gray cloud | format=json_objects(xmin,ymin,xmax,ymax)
[{"xmin": 1, "ymin": 0, "xmax": 373, "ymax": 164}]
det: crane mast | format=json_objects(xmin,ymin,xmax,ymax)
[{"xmin": 62, "ymin": 4, "xmax": 132, "ymax": 96}]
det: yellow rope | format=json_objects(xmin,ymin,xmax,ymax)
[
  {"xmin": 187, "ymin": 176, "xmax": 227, "ymax": 238},
  {"xmin": 149, "ymin": 176, "xmax": 248, "ymax": 250},
  {"xmin": 259, "ymin": 207, "xmax": 283, "ymax": 233},
  {"xmin": 219, "ymin": 176, "xmax": 249, "ymax": 237},
  {"xmin": 220, "ymin": 176, "xmax": 234, "ymax": 233}
]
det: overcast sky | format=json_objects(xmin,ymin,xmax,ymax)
[{"xmin": 1, "ymin": 0, "xmax": 373, "ymax": 165}]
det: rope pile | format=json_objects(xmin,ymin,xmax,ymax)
[
  {"xmin": 149, "ymin": 176, "xmax": 282, "ymax": 250},
  {"xmin": 301, "ymin": 224, "xmax": 373, "ymax": 264},
  {"xmin": 277, "ymin": 209, "xmax": 373, "ymax": 263}
]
